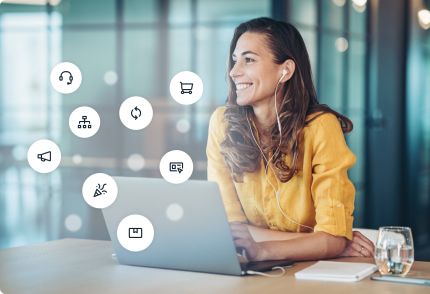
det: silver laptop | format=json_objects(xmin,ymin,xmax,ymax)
[{"xmin": 102, "ymin": 177, "xmax": 293, "ymax": 276}]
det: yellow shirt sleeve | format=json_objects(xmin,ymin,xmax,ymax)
[
  {"xmin": 309, "ymin": 113, "xmax": 356, "ymax": 240},
  {"xmin": 206, "ymin": 107, "xmax": 248, "ymax": 223}
]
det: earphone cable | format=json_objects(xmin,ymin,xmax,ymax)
[
  {"xmin": 246, "ymin": 266, "xmax": 287, "ymax": 277},
  {"xmin": 246, "ymin": 78, "xmax": 314, "ymax": 232}
]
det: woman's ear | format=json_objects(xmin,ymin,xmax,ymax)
[{"xmin": 280, "ymin": 59, "xmax": 296, "ymax": 83}]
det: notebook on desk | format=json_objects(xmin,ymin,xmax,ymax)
[{"xmin": 295, "ymin": 261, "xmax": 377, "ymax": 282}]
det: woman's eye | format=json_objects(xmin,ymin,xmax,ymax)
[{"xmin": 245, "ymin": 57, "xmax": 255, "ymax": 63}]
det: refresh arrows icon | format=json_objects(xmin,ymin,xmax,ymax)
[
  {"xmin": 119, "ymin": 96, "xmax": 153, "ymax": 130},
  {"xmin": 131, "ymin": 106, "xmax": 142, "ymax": 120}
]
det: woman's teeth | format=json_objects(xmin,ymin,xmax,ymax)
[{"xmin": 236, "ymin": 83, "xmax": 252, "ymax": 90}]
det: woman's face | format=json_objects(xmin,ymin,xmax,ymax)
[{"xmin": 230, "ymin": 32, "xmax": 282, "ymax": 107}]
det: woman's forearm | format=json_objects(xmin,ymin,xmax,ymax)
[
  {"xmin": 247, "ymin": 224, "xmax": 307, "ymax": 242},
  {"xmin": 258, "ymin": 231, "xmax": 347, "ymax": 261}
]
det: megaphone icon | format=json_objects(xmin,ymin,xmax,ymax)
[{"xmin": 37, "ymin": 151, "xmax": 51, "ymax": 162}]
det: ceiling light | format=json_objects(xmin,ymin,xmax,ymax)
[
  {"xmin": 335, "ymin": 37, "xmax": 349, "ymax": 53},
  {"xmin": 352, "ymin": 0, "xmax": 367, "ymax": 6},
  {"xmin": 332, "ymin": 0, "xmax": 346, "ymax": 7},
  {"xmin": 418, "ymin": 9, "xmax": 430, "ymax": 30}
]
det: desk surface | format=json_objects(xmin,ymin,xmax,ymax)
[{"xmin": 0, "ymin": 239, "xmax": 429, "ymax": 294}]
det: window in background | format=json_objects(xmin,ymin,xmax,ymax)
[
  {"xmin": 0, "ymin": 10, "xmax": 62, "ymax": 248},
  {"xmin": 416, "ymin": 40, "xmax": 430, "ymax": 247},
  {"xmin": 289, "ymin": 0, "xmax": 368, "ymax": 227},
  {"xmin": 53, "ymin": 0, "xmax": 119, "ymax": 242},
  {"xmin": 0, "ymin": 0, "xmax": 371, "ymax": 248},
  {"xmin": 406, "ymin": 1, "xmax": 430, "ymax": 257},
  {"xmin": 0, "ymin": 0, "xmax": 272, "ymax": 248}
]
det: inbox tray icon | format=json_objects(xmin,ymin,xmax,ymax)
[{"xmin": 129, "ymin": 227, "xmax": 143, "ymax": 238}]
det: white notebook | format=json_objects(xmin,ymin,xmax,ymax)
[{"xmin": 295, "ymin": 261, "xmax": 378, "ymax": 282}]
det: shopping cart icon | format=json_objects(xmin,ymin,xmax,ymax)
[{"xmin": 180, "ymin": 82, "xmax": 193, "ymax": 94}]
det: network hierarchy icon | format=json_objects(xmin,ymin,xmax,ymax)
[{"xmin": 27, "ymin": 61, "xmax": 204, "ymax": 252}]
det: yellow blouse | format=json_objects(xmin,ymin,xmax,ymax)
[{"xmin": 206, "ymin": 106, "xmax": 356, "ymax": 240}]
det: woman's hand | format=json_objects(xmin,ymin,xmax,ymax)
[
  {"xmin": 229, "ymin": 222, "xmax": 267, "ymax": 261},
  {"xmin": 340, "ymin": 231, "xmax": 375, "ymax": 257}
]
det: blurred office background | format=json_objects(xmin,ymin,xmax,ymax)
[{"xmin": 0, "ymin": 0, "xmax": 429, "ymax": 259}]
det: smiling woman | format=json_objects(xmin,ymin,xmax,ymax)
[
  {"xmin": 206, "ymin": 17, "xmax": 375, "ymax": 262},
  {"xmin": 230, "ymin": 33, "xmax": 284, "ymax": 108}
]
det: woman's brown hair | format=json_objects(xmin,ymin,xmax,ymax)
[{"xmin": 221, "ymin": 17, "xmax": 353, "ymax": 182}]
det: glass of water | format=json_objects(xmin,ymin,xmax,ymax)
[{"xmin": 374, "ymin": 226, "xmax": 414, "ymax": 276}]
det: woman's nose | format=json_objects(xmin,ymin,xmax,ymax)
[{"xmin": 229, "ymin": 61, "xmax": 242, "ymax": 78}]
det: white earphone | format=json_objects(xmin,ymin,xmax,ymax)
[
  {"xmin": 245, "ymin": 68, "xmax": 314, "ymax": 232},
  {"xmin": 273, "ymin": 69, "xmax": 287, "ymax": 148},
  {"xmin": 280, "ymin": 69, "xmax": 287, "ymax": 81}
]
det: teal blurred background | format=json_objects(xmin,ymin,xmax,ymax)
[{"xmin": 0, "ymin": 0, "xmax": 429, "ymax": 260}]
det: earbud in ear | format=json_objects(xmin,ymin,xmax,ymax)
[
  {"xmin": 278, "ymin": 69, "xmax": 288, "ymax": 82},
  {"xmin": 282, "ymin": 69, "xmax": 287, "ymax": 78}
]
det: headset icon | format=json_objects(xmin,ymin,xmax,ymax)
[{"xmin": 59, "ymin": 71, "xmax": 73, "ymax": 85}]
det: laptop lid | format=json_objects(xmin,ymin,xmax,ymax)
[{"xmin": 102, "ymin": 177, "xmax": 244, "ymax": 276}]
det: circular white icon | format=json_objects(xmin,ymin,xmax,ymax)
[
  {"xmin": 50, "ymin": 62, "xmax": 82, "ymax": 94},
  {"xmin": 69, "ymin": 106, "xmax": 100, "ymax": 138},
  {"xmin": 82, "ymin": 173, "xmax": 118, "ymax": 209},
  {"xmin": 119, "ymin": 96, "xmax": 153, "ymax": 130},
  {"xmin": 159, "ymin": 150, "xmax": 193, "ymax": 184},
  {"xmin": 117, "ymin": 214, "xmax": 155, "ymax": 252},
  {"xmin": 27, "ymin": 139, "xmax": 62, "ymax": 173},
  {"xmin": 169, "ymin": 71, "xmax": 204, "ymax": 105}
]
